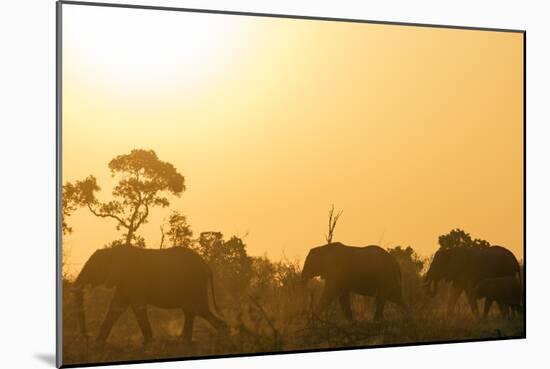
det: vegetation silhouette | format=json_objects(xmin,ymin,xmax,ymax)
[
  {"xmin": 61, "ymin": 150, "xmax": 524, "ymax": 365},
  {"xmin": 161, "ymin": 210, "xmax": 193, "ymax": 248}
]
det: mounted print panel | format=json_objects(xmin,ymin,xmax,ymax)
[{"xmin": 57, "ymin": 1, "xmax": 525, "ymax": 367}]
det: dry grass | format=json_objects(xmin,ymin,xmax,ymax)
[{"xmin": 62, "ymin": 280, "xmax": 524, "ymax": 366}]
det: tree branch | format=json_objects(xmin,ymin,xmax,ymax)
[
  {"xmin": 325, "ymin": 204, "xmax": 343, "ymax": 244},
  {"xmin": 159, "ymin": 224, "xmax": 165, "ymax": 249},
  {"xmin": 87, "ymin": 203, "xmax": 129, "ymax": 229},
  {"xmin": 134, "ymin": 203, "xmax": 149, "ymax": 231}
]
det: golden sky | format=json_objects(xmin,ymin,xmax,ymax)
[{"xmin": 62, "ymin": 5, "xmax": 524, "ymax": 274}]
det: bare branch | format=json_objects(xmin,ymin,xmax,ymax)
[
  {"xmin": 248, "ymin": 295, "xmax": 279, "ymax": 339},
  {"xmin": 325, "ymin": 204, "xmax": 343, "ymax": 244}
]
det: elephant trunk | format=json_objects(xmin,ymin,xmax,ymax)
[
  {"xmin": 301, "ymin": 263, "xmax": 314, "ymax": 285},
  {"xmin": 301, "ymin": 259, "xmax": 313, "ymax": 286},
  {"xmin": 430, "ymin": 280, "xmax": 438, "ymax": 297},
  {"xmin": 300, "ymin": 272, "xmax": 310, "ymax": 287},
  {"xmin": 423, "ymin": 275, "xmax": 438, "ymax": 297}
]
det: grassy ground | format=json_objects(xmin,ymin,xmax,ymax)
[{"xmin": 62, "ymin": 284, "xmax": 524, "ymax": 366}]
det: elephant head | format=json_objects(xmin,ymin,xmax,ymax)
[
  {"xmin": 424, "ymin": 247, "xmax": 473, "ymax": 296},
  {"xmin": 302, "ymin": 243, "xmax": 341, "ymax": 283},
  {"xmin": 424, "ymin": 249, "xmax": 446, "ymax": 297},
  {"xmin": 73, "ymin": 247, "xmax": 121, "ymax": 339}
]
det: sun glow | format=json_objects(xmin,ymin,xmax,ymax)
[
  {"xmin": 63, "ymin": 5, "xmax": 250, "ymax": 95},
  {"xmin": 62, "ymin": 5, "xmax": 523, "ymax": 276}
]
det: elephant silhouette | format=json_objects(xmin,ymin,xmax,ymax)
[
  {"xmin": 476, "ymin": 276, "xmax": 522, "ymax": 319},
  {"xmin": 425, "ymin": 245, "xmax": 520, "ymax": 318},
  {"xmin": 73, "ymin": 246, "xmax": 227, "ymax": 347},
  {"xmin": 302, "ymin": 242, "xmax": 409, "ymax": 321}
]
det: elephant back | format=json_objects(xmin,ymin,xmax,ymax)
[
  {"xmin": 479, "ymin": 245, "xmax": 520, "ymax": 279},
  {"xmin": 331, "ymin": 244, "xmax": 402, "ymax": 290},
  {"xmin": 114, "ymin": 246, "xmax": 211, "ymax": 293}
]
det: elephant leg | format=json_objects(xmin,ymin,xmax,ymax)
[
  {"xmin": 497, "ymin": 302, "xmax": 509, "ymax": 319},
  {"xmin": 338, "ymin": 292, "xmax": 353, "ymax": 321},
  {"xmin": 389, "ymin": 293, "xmax": 411, "ymax": 320},
  {"xmin": 374, "ymin": 297, "xmax": 386, "ymax": 321},
  {"xmin": 446, "ymin": 285, "xmax": 462, "ymax": 316},
  {"xmin": 318, "ymin": 283, "xmax": 338, "ymax": 315},
  {"xmin": 483, "ymin": 298, "xmax": 493, "ymax": 319},
  {"xmin": 131, "ymin": 304, "xmax": 152, "ymax": 346},
  {"xmin": 509, "ymin": 305, "xmax": 515, "ymax": 319},
  {"xmin": 505, "ymin": 304, "xmax": 513, "ymax": 319},
  {"xmin": 181, "ymin": 311, "xmax": 195, "ymax": 343},
  {"xmin": 97, "ymin": 292, "xmax": 128, "ymax": 345},
  {"xmin": 199, "ymin": 309, "xmax": 227, "ymax": 333},
  {"xmin": 465, "ymin": 290, "xmax": 480, "ymax": 319}
]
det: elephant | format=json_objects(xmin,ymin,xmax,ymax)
[
  {"xmin": 424, "ymin": 245, "xmax": 520, "ymax": 318},
  {"xmin": 475, "ymin": 276, "xmax": 522, "ymax": 319},
  {"xmin": 73, "ymin": 245, "xmax": 227, "ymax": 347},
  {"xmin": 301, "ymin": 242, "xmax": 408, "ymax": 321}
]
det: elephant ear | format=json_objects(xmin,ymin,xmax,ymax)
[
  {"xmin": 102, "ymin": 247, "xmax": 125, "ymax": 287},
  {"xmin": 318, "ymin": 244, "xmax": 343, "ymax": 279},
  {"xmin": 442, "ymin": 248, "xmax": 460, "ymax": 281},
  {"xmin": 434, "ymin": 248, "xmax": 457, "ymax": 282},
  {"xmin": 467, "ymin": 247, "xmax": 486, "ymax": 280},
  {"xmin": 447, "ymin": 247, "xmax": 476, "ymax": 283}
]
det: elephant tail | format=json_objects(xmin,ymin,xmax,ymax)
[{"xmin": 207, "ymin": 266, "xmax": 222, "ymax": 316}]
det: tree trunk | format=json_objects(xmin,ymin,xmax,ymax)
[{"xmin": 125, "ymin": 227, "xmax": 134, "ymax": 246}]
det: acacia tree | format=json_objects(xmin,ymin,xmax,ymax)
[{"xmin": 66, "ymin": 149, "xmax": 185, "ymax": 247}]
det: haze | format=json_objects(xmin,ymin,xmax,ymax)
[{"xmin": 62, "ymin": 5, "xmax": 524, "ymax": 274}]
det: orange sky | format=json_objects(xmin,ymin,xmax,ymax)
[{"xmin": 62, "ymin": 5, "xmax": 524, "ymax": 275}]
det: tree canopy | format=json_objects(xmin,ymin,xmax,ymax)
[
  {"xmin": 387, "ymin": 245, "xmax": 424, "ymax": 274},
  {"xmin": 438, "ymin": 228, "xmax": 491, "ymax": 250},
  {"xmin": 64, "ymin": 149, "xmax": 185, "ymax": 247},
  {"xmin": 195, "ymin": 232, "xmax": 253, "ymax": 297},
  {"xmin": 61, "ymin": 182, "xmax": 79, "ymax": 235},
  {"xmin": 164, "ymin": 210, "xmax": 193, "ymax": 248}
]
